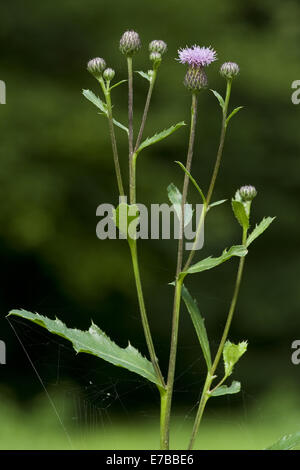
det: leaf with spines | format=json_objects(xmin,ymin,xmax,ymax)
[
  {"xmin": 181, "ymin": 285, "xmax": 211, "ymax": 370},
  {"xmin": 136, "ymin": 122, "xmax": 186, "ymax": 156},
  {"xmin": 246, "ymin": 217, "xmax": 275, "ymax": 247},
  {"xmin": 181, "ymin": 245, "xmax": 248, "ymax": 278},
  {"xmin": 82, "ymin": 89, "xmax": 129, "ymax": 134},
  {"xmin": 226, "ymin": 106, "xmax": 243, "ymax": 126},
  {"xmin": 223, "ymin": 340, "xmax": 248, "ymax": 377},
  {"xmin": 8, "ymin": 309, "xmax": 161, "ymax": 387},
  {"xmin": 211, "ymin": 380, "xmax": 241, "ymax": 397},
  {"xmin": 231, "ymin": 199, "xmax": 249, "ymax": 231},
  {"xmin": 211, "ymin": 89, "xmax": 225, "ymax": 110},
  {"xmin": 266, "ymin": 432, "xmax": 300, "ymax": 450},
  {"xmin": 167, "ymin": 183, "xmax": 193, "ymax": 228}
]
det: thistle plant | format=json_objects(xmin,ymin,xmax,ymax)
[{"xmin": 12, "ymin": 30, "xmax": 297, "ymax": 451}]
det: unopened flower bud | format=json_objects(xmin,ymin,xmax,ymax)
[
  {"xmin": 150, "ymin": 52, "xmax": 162, "ymax": 64},
  {"xmin": 119, "ymin": 30, "xmax": 141, "ymax": 56},
  {"xmin": 149, "ymin": 40, "xmax": 167, "ymax": 55},
  {"xmin": 184, "ymin": 67, "xmax": 208, "ymax": 92},
  {"xmin": 87, "ymin": 57, "xmax": 106, "ymax": 78},
  {"xmin": 239, "ymin": 185, "xmax": 257, "ymax": 201},
  {"xmin": 103, "ymin": 68, "xmax": 115, "ymax": 81},
  {"xmin": 220, "ymin": 62, "xmax": 239, "ymax": 80}
]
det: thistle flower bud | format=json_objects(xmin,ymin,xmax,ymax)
[
  {"xmin": 149, "ymin": 40, "xmax": 167, "ymax": 55},
  {"xmin": 184, "ymin": 67, "xmax": 208, "ymax": 92},
  {"xmin": 239, "ymin": 185, "xmax": 257, "ymax": 201},
  {"xmin": 87, "ymin": 57, "xmax": 106, "ymax": 78},
  {"xmin": 220, "ymin": 62, "xmax": 239, "ymax": 80},
  {"xmin": 119, "ymin": 30, "xmax": 141, "ymax": 56},
  {"xmin": 150, "ymin": 52, "xmax": 162, "ymax": 64},
  {"xmin": 103, "ymin": 68, "xmax": 115, "ymax": 81}
]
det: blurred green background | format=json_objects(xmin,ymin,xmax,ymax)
[{"xmin": 1, "ymin": 0, "xmax": 300, "ymax": 450}]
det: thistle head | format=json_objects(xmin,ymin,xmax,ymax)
[
  {"xmin": 184, "ymin": 67, "xmax": 208, "ymax": 92},
  {"xmin": 87, "ymin": 57, "xmax": 106, "ymax": 79},
  {"xmin": 119, "ymin": 30, "xmax": 141, "ymax": 56},
  {"xmin": 150, "ymin": 51, "xmax": 162, "ymax": 67},
  {"xmin": 238, "ymin": 185, "xmax": 257, "ymax": 202},
  {"xmin": 220, "ymin": 62, "xmax": 240, "ymax": 80},
  {"xmin": 149, "ymin": 40, "xmax": 167, "ymax": 55},
  {"xmin": 103, "ymin": 68, "xmax": 115, "ymax": 81},
  {"xmin": 177, "ymin": 45, "xmax": 217, "ymax": 68}
]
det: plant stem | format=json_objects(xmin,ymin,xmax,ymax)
[
  {"xmin": 161, "ymin": 93, "xmax": 198, "ymax": 450},
  {"xmin": 188, "ymin": 227, "xmax": 248, "ymax": 450},
  {"xmin": 127, "ymin": 57, "xmax": 134, "ymax": 203},
  {"xmin": 134, "ymin": 70, "xmax": 157, "ymax": 152},
  {"xmin": 183, "ymin": 79, "xmax": 232, "ymax": 271},
  {"xmin": 104, "ymin": 87, "xmax": 125, "ymax": 196},
  {"xmin": 129, "ymin": 240, "xmax": 165, "ymax": 389}
]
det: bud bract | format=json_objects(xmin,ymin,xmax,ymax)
[
  {"xmin": 119, "ymin": 30, "xmax": 141, "ymax": 56},
  {"xmin": 149, "ymin": 40, "xmax": 167, "ymax": 55},
  {"xmin": 87, "ymin": 58, "xmax": 106, "ymax": 78},
  {"xmin": 220, "ymin": 62, "xmax": 239, "ymax": 80},
  {"xmin": 239, "ymin": 185, "xmax": 257, "ymax": 201},
  {"xmin": 103, "ymin": 68, "xmax": 115, "ymax": 81},
  {"xmin": 184, "ymin": 67, "xmax": 208, "ymax": 92}
]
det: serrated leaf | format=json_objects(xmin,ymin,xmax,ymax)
[
  {"xmin": 136, "ymin": 71, "xmax": 151, "ymax": 82},
  {"xmin": 223, "ymin": 340, "xmax": 248, "ymax": 377},
  {"xmin": 82, "ymin": 89, "xmax": 128, "ymax": 135},
  {"xmin": 211, "ymin": 380, "xmax": 241, "ymax": 397},
  {"xmin": 208, "ymin": 199, "xmax": 227, "ymax": 211},
  {"xmin": 266, "ymin": 432, "xmax": 300, "ymax": 450},
  {"xmin": 231, "ymin": 199, "xmax": 249, "ymax": 231},
  {"xmin": 246, "ymin": 217, "xmax": 275, "ymax": 247},
  {"xmin": 226, "ymin": 106, "xmax": 243, "ymax": 125},
  {"xmin": 167, "ymin": 183, "xmax": 193, "ymax": 228},
  {"xmin": 112, "ymin": 202, "xmax": 140, "ymax": 246},
  {"xmin": 8, "ymin": 309, "xmax": 161, "ymax": 386},
  {"xmin": 136, "ymin": 122, "xmax": 186, "ymax": 155},
  {"xmin": 175, "ymin": 161, "xmax": 206, "ymax": 205},
  {"xmin": 181, "ymin": 285, "xmax": 211, "ymax": 369},
  {"xmin": 182, "ymin": 245, "xmax": 248, "ymax": 277},
  {"xmin": 211, "ymin": 89, "xmax": 225, "ymax": 110}
]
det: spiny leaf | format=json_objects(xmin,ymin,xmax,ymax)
[
  {"xmin": 231, "ymin": 199, "xmax": 249, "ymax": 231},
  {"xmin": 226, "ymin": 106, "xmax": 243, "ymax": 125},
  {"xmin": 167, "ymin": 183, "xmax": 193, "ymax": 228},
  {"xmin": 181, "ymin": 285, "xmax": 211, "ymax": 369},
  {"xmin": 182, "ymin": 245, "xmax": 248, "ymax": 277},
  {"xmin": 266, "ymin": 432, "xmax": 300, "ymax": 450},
  {"xmin": 211, "ymin": 89, "xmax": 225, "ymax": 110},
  {"xmin": 82, "ymin": 89, "xmax": 128, "ymax": 135},
  {"xmin": 223, "ymin": 340, "xmax": 248, "ymax": 377},
  {"xmin": 136, "ymin": 71, "xmax": 152, "ymax": 82},
  {"xmin": 136, "ymin": 122, "xmax": 186, "ymax": 155},
  {"xmin": 175, "ymin": 161, "xmax": 206, "ymax": 205},
  {"xmin": 246, "ymin": 217, "xmax": 275, "ymax": 247},
  {"xmin": 8, "ymin": 309, "xmax": 161, "ymax": 386},
  {"xmin": 211, "ymin": 380, "xmax": 241, "ymax": 397}
]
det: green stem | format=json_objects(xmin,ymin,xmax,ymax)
[
  {"xmin": 188, "ymin": 226, "xmax": 247, "ymax": 450},
  {"xmin": 129, "ymin": 240, "xmax": 165, "ymax": 389},
  {"xmin": 127, "ymin": 57, "xmax": 134, "ymax": 203},
  {"xmin": 161, "ymin": 93, "xmax": 198, "ymax": 450},
  {"xmin": 104, "ymin": 86, "xmax": 125, "ymax": 196},
  {"xmin": 134, "ymin": 70, "xmax": 157, "ymax": 153},
  {"xmin": 183, "ymin": 80, "xmax": 232, "ymax": 271}
]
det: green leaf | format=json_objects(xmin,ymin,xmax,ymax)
[
  {"xmin": 181, "ymin": 285, "xmax": 211, "ymax": 370},
  {"xmin": 226, "ymin": 106, "xmax": 243, "ymax": 125},
  {"xmin": 109, "ymin": 80, "xmax": 128, "ymax": 91},
  {"xmin": 136, "ymin": 71, "xmax": 152, "ymax": 82},
  {"xmin": 167, "ymin": 183, "xmax": 193, "ymax": 228},
  {"xmin": 207, "ymin": 199, "xmax": 227, "ymax": 211},
  {"xmin": 8, "ymin": 309, "xmax": 161, "ymax": 386},
  {"xmin": 211, "ymin": 89, "xmax": 225, "ymax": 110},
  {"xmin": 182, "ymin": 245, "xmax": 248, "ymax": 277},
  {"xmin": 82, "ymin": 89, "xmax": 128, "ymax": 135},
  {"xmin": 266, "ymin": 432, "xmax": 300, "ymax": 450},
  {"xmin": 136, "ymin": 122, "xmax": 186, "ymax": 155},
  {"xmin": 211, "ymin": 380, "xmax": 241, "ymax": 397},
  {"xmin": 112, "ymin": 202, "xmax": 140, "ymax": 246},
  {"xmin": 175, "ymin": 161, "xmax": 206, "ymax": 205},
  {"xmin": 223, "ymin": 340, "xmax": 248, "ymax": 377},
  {"xmin": 231, "ymin": 199, "xmax": 249, "ymax": 231},
  {"xmin": 246, "ymin": 217, "xmax": 275, "ymax": 247}
]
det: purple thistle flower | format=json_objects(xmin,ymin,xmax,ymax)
[{"xmin": 177, "ymin": 45, "xmax": 217, "ymax": 68}]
